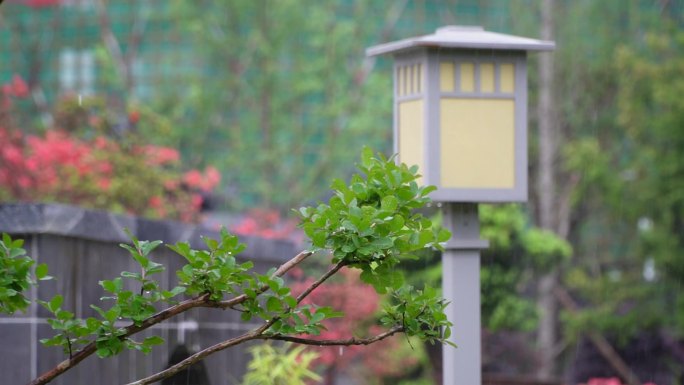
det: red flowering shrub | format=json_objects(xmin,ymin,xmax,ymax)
[
  {"xmin": 0, "ymin": 77, "xmax": 220, "ymax": 222},
  {"xmin": 291, "ymin": 268, "xmax": 420, "ymax": 384},
  {"xmin": 0, "ymin": 128, "xmax": 218, "ymax": 222},
  {"xmin": 232, "ymin": 208, "xmax": 299, "ymax": 241}
]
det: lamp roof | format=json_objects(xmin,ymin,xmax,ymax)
[{"xmin": 366, "ymin": 26, "xmax": 555, "ymax": 57}]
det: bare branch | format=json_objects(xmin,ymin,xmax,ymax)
[
  {"xmin": 296, "ymin": 260, "xmax": 347, "ymax": 304},
  {"xmin": 125, "ymin": 323, "xmax": 271, "ymax": 385},
  {"xmin": 273, "ymin": 250, "xmax": 313, "ymax": 277}
]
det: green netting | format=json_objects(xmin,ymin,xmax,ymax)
[{"xmin": 0, "ymin": 0, "xmax": 529, "ymax": 105}]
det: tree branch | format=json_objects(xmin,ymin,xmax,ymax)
[
  {"xmin": 29, "ymin": 250, "xmax": 313, "ymax": 385},
  {"xmin": 202, "ymin": 250, "xmax": 313, "ymax": 309},
  {"xmin": 28, "ymin": 294, "xmax": 210, "ymax": 385},
  {"xmin": 123, "ymin": 256, "xmax": 349, "ymax": 385},
  {"xmin": 125, "ymin": 324, "xmax": 270, "ymax": 385},
  {"xmin": 296, "ymin": 260, "xmax": 347, "ymax": 303},
  {"xmin": 274, "ymin": 250, "xmax": 314, "ymax": 277},
  {"xmin": 265, "ymin": 325, "xmax": 404, "ymax": 346}
]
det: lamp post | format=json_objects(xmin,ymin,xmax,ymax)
[{"xmin": 367, "ymin": 26, "xmax": 554, "ymax": 385}]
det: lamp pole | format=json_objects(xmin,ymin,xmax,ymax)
[
  {"xmin": 442, "ymin": 203, "xmax": 488, "ymax": 385},
  {"xmin": 366, "ymin": 25, "xmax": 554, "ymax": 385}
]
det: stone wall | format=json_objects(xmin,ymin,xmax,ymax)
[{"xmin": 0, "ymin": 203, "xmax": 297, "ymax": 385}]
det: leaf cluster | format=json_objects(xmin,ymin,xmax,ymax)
[
  {"xmin": 299, "ymin": 148, "xmax": 450, "ymax": 293},
  {"xmin": 0, "ymin": 233, "xmax": 50, "ymax": 314},
  {"xmin": 38, "ymin": 235, "xmax": 175, "ymax": 358},
  {"xmin": 381, "ymin": 285, "xmax": 453, "ymax": 346}
]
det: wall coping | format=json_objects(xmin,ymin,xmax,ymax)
[{"xmin": 0, "ymin": 203, "xmax": 296, "ymax": 263}]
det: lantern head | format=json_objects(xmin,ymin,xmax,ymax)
[{"xmin": 367, "ymin": 26, "xmax": 554, "ymax": 202}]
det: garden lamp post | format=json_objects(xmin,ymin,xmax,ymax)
[{"xmin": 367, "ymin": 26, "xmax": 554, "ymax": 385}]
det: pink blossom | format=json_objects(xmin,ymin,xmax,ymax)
[
  {"xmin": 11, "ymin": 75, "xmax": 29, "ymax": 98},
  {"xmin": 183, "ymin": 170, "xmax": 203, "ymax": 188}
]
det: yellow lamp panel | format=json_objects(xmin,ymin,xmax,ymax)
[
  {"xmin": 459, "ymin": 62, "xmax": 475, "ymax": 92},
  {"xmin": 440, "ymin": 62, "xmax": 455, "ymax": 92},
  {"xmin": 416, "ymin": 63, "xmax": 422, "ymax": 93},
  {"xmin": 480, "ymin": 63, "xmax": 495, "ymax": 93},
  {"xmin": 440, "ymin": 98, "xmax": 515, "ymax": 189},
  {"xmin": 500, "ymin": 63, "xmax": 515, "ymax": 93},
  {"xmin": 398, "ymin": 100, "xmax": 425, "ymax": 183}
]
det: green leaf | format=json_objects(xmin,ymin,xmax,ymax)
[
  {"xmin": 420, "ymin": 185, "xmax": 437, "ymax": 197},
  {"xmin": 121, "ymin": 271, "xmax": 142, "ymax": 280},
  {"xmin": 100, "ymin": 278, "xmax": 122, "ymax": 294},
  {"xmin": 203, "ymin": 237, "xmax": 219, "ymax": 250},
  {"xmin": 381, "ymin": 195, "xmax": 398, "ymax": 212},
  {"xmin": 56, "ymin": 309, "xmax": 74, "ymax": 321},
  {"xmin": 104, "ymin": 307, "xmax": 120, "ymax": 323},
  {"xmin": 146, "ymin": 261, "xmax": 165, "ymax": 275},
  {"xmin": 266, "ymin": 296, "xmax": 283, "ymax": 313},
  {"xmin": 141, "ymin": 240, "xmax": 163, "ymax": 256},
  {"xmin": 284, "ymin": 295, "xmax": 297, "ymax": 309},
  {"xmin": 143, "ymin": 335, "xmax": 164, "ymax": 346},
  {"xmin": 49, "ymin": 295, "xmax": 63, "ymax": 312},
  {"xmin": 96, "ymin": 347, "xmax": 112, "ymax": 358},
  {"xmin": 35, "ymin": 263, "xmax": 49, "ymax": 280},
  {"xmin": 310, "ymin": 309, "xmax": 329, "ymax": 323},
  {"xmin": 371, "ymin": 237, "xmax": 393, "ymax": 249},
  {"xmin": 437, "ymin": 228, "xmax": 451, "ymax": 243}
]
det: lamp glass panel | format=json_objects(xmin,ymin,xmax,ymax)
[
  {"xmin": 440, "ymin": 98, "xmax": 515, "ymax": 188},
  {"xmin": 440, "ymin": 62, "xmax": 455, "ymax": 92},
  {"xmin": 480, "ymin": 63, "xmax": 495, "ymax": 93},
  {"xmin": 500, "ymin": 63, "xmax": 515, "ymax": 93},
  {"xmin": 459, "ymin": 63, "xmax": 475, "ymax": 92},
  {"xmin": 398, "ymin": 100, "xmax": 425, "ymax": 183}
]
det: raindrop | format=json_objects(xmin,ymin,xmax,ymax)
[
  {"xmin": 643, "ymin": 258, "xmax": 657, "ymax": 282},
  {"xmin": 78, "ymin": 94, "xmax": 82, "ymax": 106},
  {"xmin": 339, "ymin": 346, "xmax": 344, "ymax": 356}
]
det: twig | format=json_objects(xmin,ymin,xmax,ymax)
[
  {"xmin": 124, "ymin": 256, "xmax": 349, "ymax": 385},
  {"xmin": 296, "ymin": 260, "xmax": 347, "ymax": 303},
  {"xmin": 27, "ymin": 294, "xmax": 210, "ymax": 385},
  {"xmin": 125, "ymin": 324, "xmax": 271, "ymax": 385},
  {"xmin": 28, "ymin": 250, "xmax": 314, "ymax": 385},
  {"xmin": 206, "ymin": 250, "xmax": 313, "ymax": 309},
  {"xmin": 273, "ymin": 250, "xmax": 313, "ymax": 277},
  {"xmin": 265, "ymin": 325, "xmax": 405, "ymax": 346}
]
